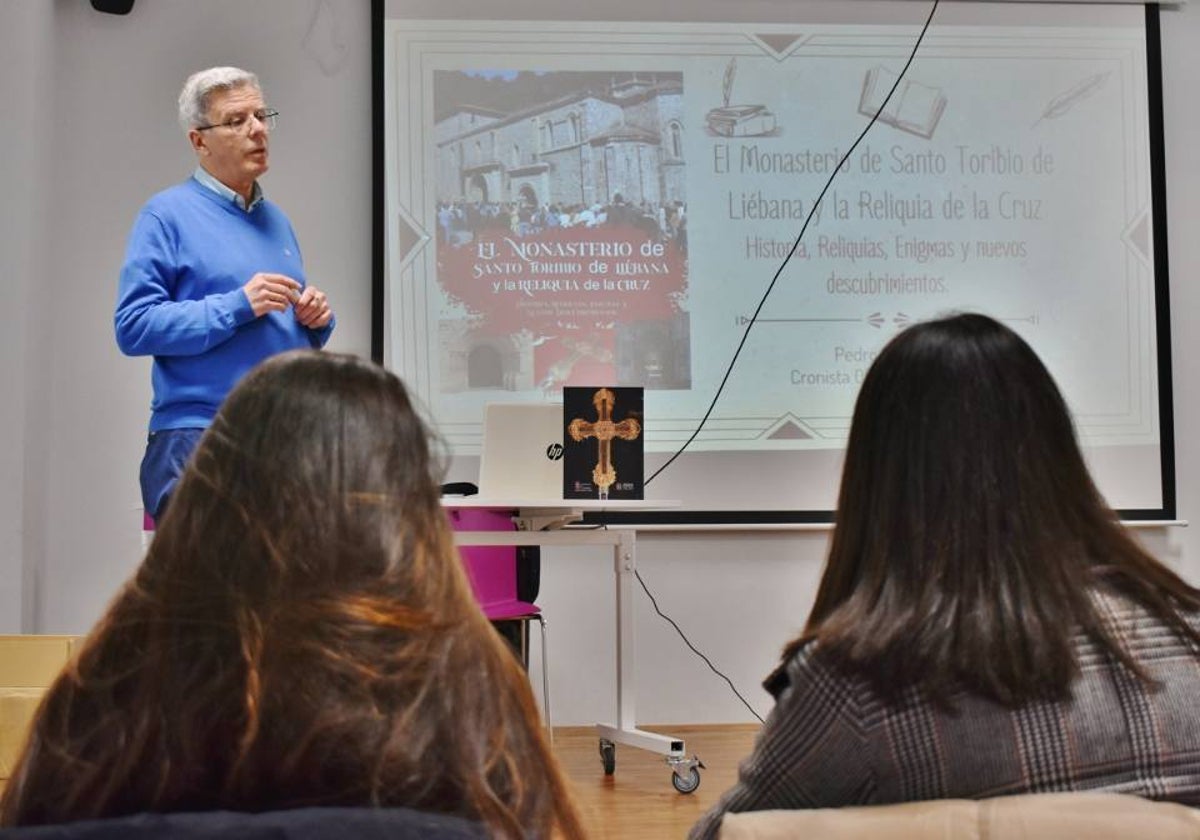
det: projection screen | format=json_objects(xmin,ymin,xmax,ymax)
[{"xmin": 377, "ymin": 0, "xmax": 1174, "ymax": 522}]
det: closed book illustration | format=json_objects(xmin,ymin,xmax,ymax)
[
  {"xmin": 706, "ymin": 104, "xmax": 778, "ymax": 137},
  {"xmin": 563, "ymin": 386, "xmax": 644, "ymax": 500}
]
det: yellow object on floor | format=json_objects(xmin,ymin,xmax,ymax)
[{"xmin": 0, "ymin": 636, "xmax": 78, "ymax": 780}]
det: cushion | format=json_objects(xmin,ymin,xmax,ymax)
[{"xmin": 718, "ymin": 792, "xmax": 1200, "ymax": 840}]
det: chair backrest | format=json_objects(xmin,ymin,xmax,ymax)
[
  {"xmin": 0, "ymin": 806, "xmax": 487, "ymax": 839},
  {"xmin": 447, "ymin": 508, "xmax": 528, "ymax": 616},
  {"xmin": 717, "ymin": 792, "xmax": 1200, "ymax": 840}
]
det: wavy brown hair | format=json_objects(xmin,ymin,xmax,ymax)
[
  {"xmin": 1, "ymin": 351, "xmax": 585, "ymax": 838},
  {"xmin": 787, "ymin": 313, "xmax": 1200, "ymax": 707}
]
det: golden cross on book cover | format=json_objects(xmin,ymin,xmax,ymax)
[{"xmin": 563, "ymin": 386, "xmax": 644, "ymax": 500}]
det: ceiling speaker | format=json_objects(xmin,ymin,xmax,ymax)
[{"xmin": 90, "ymin": 0, "xmax": 135, "ymax": 14}]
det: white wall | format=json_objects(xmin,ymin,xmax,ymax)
[
  {"xmin": 1, "ymin": 0, "xmax": 1197, "ymax": 727},
  {"xmin": 0, "ymin": 2, "xmax": 55, "ymax": 635},
  {"xmin": 0, "ymin": 0, "xmax": 373, "ymax": 632}
]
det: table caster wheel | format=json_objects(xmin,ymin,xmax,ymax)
[
  {"xmin": 671, "ymin": 765, "xmax": 701, "ymax": 794},
  {"xmin": 599, "ymin": 738, "xmax": 616, "ymax": 776}
]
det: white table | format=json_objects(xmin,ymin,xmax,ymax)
[{"xmin": 444, "ymin": 497, "xmax": 704, "ymax": 793}]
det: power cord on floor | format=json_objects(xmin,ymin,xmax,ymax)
[{"xmin": 635, "ymin": 567, "xmax": 766, "ymax": 724}]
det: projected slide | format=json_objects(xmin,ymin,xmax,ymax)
[
  {"xmin": 382, "ymin": 2, "xmax": 1166, "ymax": 513},
  {"xmin": 432, "ymin": 69, "xmax": 691, "ymax": 394}
]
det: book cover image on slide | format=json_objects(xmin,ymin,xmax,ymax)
[
  {"xmin": 432, "ymin": 70, "xmax": 691, "ymax": 395},
  {"xmin": 563, "ymin": 386, "xmax": 644, "ymax": 500}
]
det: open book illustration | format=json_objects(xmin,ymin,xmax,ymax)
[
  {"xmin": 859, "ymin": 65, "xmax": 947, "ymax": 140},
  {"xmin": 706, "ymin": 58, "xmax": 779, "ymax": 137}
]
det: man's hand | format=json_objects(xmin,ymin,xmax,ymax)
[
  {"xmin": 243, "ymin": 273, "xmax": 301, "ymax": 318},
  {"xmin": 293, "ymin": 284, "xmax": 333, "ymax": 329}
]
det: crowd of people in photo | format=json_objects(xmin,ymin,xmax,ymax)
[{"xmin": 436, "ymin": 194, "xmax": 687, "ymax": 250}]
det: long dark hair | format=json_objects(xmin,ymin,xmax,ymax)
[
  {"xmin": 791, "ymin": 313, "xmax": 1200, "ymax": 707},
  {"xmin": 1, "ymin": 351, "xmax": 585, "ymax": 838}
]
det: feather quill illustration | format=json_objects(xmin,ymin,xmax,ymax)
[
  {"xmin": 722, "ymin": 58, "xmax": 736, "ymax": 108},
  {"xmin": 1034, "ymin": 72, "xmax": 1109, "ymax": 127}
]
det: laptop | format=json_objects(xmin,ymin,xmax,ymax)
[{"xmin": 477, "ymin": 403, "xmax": 565, "ymax": 500}]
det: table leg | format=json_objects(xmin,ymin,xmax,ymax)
[{"xmin": 595, "ymin": 529, "xmax": 689, "ymax": 761}]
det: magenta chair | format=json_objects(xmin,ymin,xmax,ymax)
[
  {"xmin": 448, "ymin": 508, "xmax": 552, "ymax": 737},
  {"xmin": 141, "ymin": 511, "xmax": 156, "ymax": 552}
]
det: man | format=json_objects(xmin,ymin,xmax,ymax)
[{"xmin": 115, "ymin": 66, "xmax": 335, "ymax": 520}]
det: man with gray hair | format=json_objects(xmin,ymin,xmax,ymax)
[{"xmin": 115, "ymin": 66, "xmax": 335, "ymax": 520}]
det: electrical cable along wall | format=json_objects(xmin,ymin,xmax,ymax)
[{"xmin": 376, "ymin": 0, "xmax": 1174, "ymax": 522}]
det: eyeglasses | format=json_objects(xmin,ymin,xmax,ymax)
[{"xmin": 195, "ymin": 108, "xmax": 279, "ymax": 134}]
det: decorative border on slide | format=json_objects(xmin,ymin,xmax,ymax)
[{"xmin": 383, "ymin": 17, "xmax": 1157, "ymax": 453}]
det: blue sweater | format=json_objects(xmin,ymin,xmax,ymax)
[{"xmin": 115, "ymin": 177, "xmax": 334, "ymax": 431}]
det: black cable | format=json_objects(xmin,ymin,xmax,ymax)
[
  {"xmin": 646, "ymin": 0, "xmax": 941, "ymax": 487},
  {"xmin": 588, "ymin": 519, "xmax": 758, "ymax": 719},
  {"xmin": 635, "ymin": 0, "xmax": 940, "ymax": 720},
  {"xmin": 635, "ymin": 567, "xmax": 766, "ymax": 724}
]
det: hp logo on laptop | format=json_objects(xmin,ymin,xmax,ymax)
[{"xmin": 546, "ymin": 442, "xmax": 564, "ymax": 461}]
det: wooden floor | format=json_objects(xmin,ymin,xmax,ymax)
[{"xmin": 552, "ymin": 723, "xmax": 759, "ymax": 840}]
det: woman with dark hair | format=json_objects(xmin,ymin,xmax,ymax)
[
  {"xmin": 1, "ymin": 351, "xmax": 585, "ymax": 840},
  {"xmin": 692, "ymin": 313, "xmax": 1200, "ymax": 839}
]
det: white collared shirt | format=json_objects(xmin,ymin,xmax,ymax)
[{"xmin": 192, "ymin": 166, "xmax": 264, "ymax": 212}]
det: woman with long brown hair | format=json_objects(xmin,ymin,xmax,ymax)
[
  {"xmin": 692, "ymin": 313, "xmax": 1200, "ymax": 839},
  {"xmin": 1, "ymin": 350, "xmax": 585, "ymax": 839}
]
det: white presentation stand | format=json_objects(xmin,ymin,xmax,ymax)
[{"xmin": 445, "ymin": 497, "xmax": 704, "ymax": 793}]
